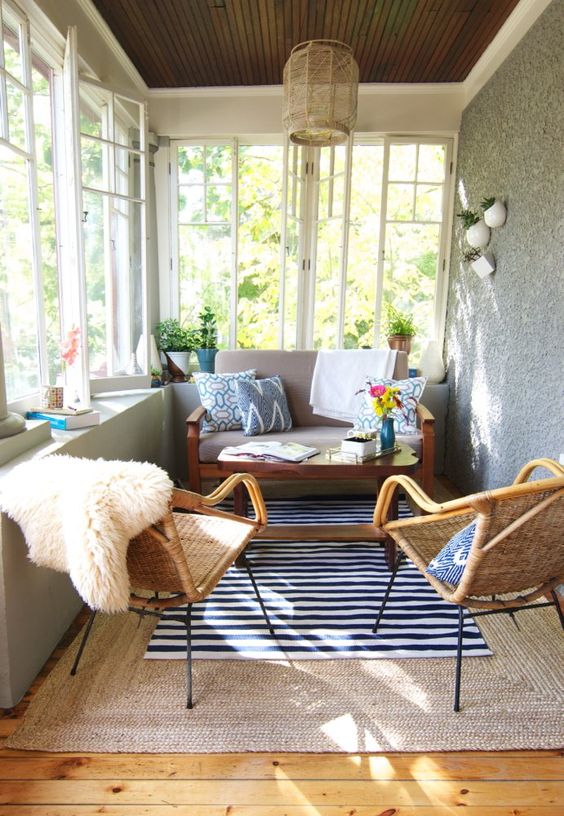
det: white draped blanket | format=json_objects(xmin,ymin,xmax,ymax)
[
  {"xmin": 309, "ymin": 348, "xmax": 397, "ymax": 421},
  {"xmin": 0, "ymin": 455, "xmax": 172, "ymax": 613}
]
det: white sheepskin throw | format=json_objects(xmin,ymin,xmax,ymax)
[{"xmin": 0, "ymin": 455, "xmax": 173, "ymax": 613}]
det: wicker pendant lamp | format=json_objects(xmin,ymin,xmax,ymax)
[{"xmin": 283, "ymin": 40, "xmax": 359, "ymax": 147}]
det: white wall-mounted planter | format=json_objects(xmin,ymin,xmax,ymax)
[
  {"xmin": 466, "ymin": 219, "xmax": 491, "ymax": 248},
  {"xmin": 471, "ymin": 251, "xmax": 496, "ymax": 279},
  {"xmin": 483, "ymin": 199, "xmax": 507, "ymax": 228}
]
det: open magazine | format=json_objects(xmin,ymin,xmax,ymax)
[{"xmin": 219, "ymin": 441, "xmax": 319, "ymax": 463}]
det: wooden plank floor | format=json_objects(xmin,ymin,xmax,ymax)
[{"xmin": 1, "ymin": 607, "xmax": 563, "ymax": 815}]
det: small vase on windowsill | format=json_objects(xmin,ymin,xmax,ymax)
[{"xmin": 379, "ymin": 416, "xmax": 396, "ymax": 452}]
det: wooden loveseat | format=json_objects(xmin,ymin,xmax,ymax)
[{"xmin": 186, "ymin": 349, "xmax": 436, "ymax": 497}]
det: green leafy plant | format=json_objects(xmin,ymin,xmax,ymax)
[
  {"xmin": 195, "ymin": 306, "xmax": 218, "ymax": 349},
  {"xmin": 385, "ymin": 304, "xmax": 417, "ymax": 337},
  {"xmin": 456, "ymin": 208, "xmax": 480, "ymax": 229},
  {"xmin": 155, "ymin": 319, "xmax": 196, "ymax": 352},
  {"xmin": 480, "ymin": 196, "xmax": 496, "ymax": 211}
]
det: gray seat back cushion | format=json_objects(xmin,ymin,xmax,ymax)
[{"xmin": 215, "ymin": 349, "xmax": 408, "ymax": 428}]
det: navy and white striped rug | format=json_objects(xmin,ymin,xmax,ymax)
[{"xmin": 145, "ymin": 496, "xmax": 490, "ymax": 660}]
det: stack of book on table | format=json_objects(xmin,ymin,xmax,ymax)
[
  {"xmin": 26, "ymin": 406, "xmax": 101, "ymax": 430},
  {"xmin": 219, "ymin": 441, "xmax": 319, "ymax": 463}
]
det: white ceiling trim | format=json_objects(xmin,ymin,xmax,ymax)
[
  {"xmin": 463, "ymin": 0, "xmax": 552, "ymax": 106},
  {"xmin": 148, "ymin": 82, "xmax": 465, "ymax": 99},
  {"xmin": 78, "ymin": 0, "xmax": 148, "ymax": 95}
]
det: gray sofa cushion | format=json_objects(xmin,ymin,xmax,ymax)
[{"xmin": 199, "ymin": 426, "xmax": 422, "ymax": 462}]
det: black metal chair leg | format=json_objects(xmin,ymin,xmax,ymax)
[
  {"xmin": 372, "ymin": 552, "xmax": 403, "ymax": 633},
  {"xmin": 453, "ymin": 605, "xmax": 465, "ymax": 712},
  {"xmin": 551, "ymin": 590, "xmax": 564, "ymax": 630},
  {"xmin": 186, "ymin": 603, "xmax": 193, "ymax": 709},
  {"xmin": 244, "ymin": 555, "xmax": 275, "ymax": 635},
  {"xmin": 70, "ymin": 608, "xmax": 97, "ymax": 676}
]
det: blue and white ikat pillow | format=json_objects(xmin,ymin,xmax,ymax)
[
  {"xmin": 426, "ymin": 521, "xmax": 476, "ymax": 585},
  {"xmin": 194, "ymin": 369, "xmax": 256, "ymax": 432},
  {"xmin": 236, "ymin": 375, "xmax": 293, "ymax": 436},
  {"xmin": 354, "ymin": 376, "xmax": 427, "ymax": 434}
]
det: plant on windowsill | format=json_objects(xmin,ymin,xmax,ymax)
[
  {"xmin": 194, "ymin": 306, "xmax": 218, "ymax": 374},
  {"xmin": 384, "ymin": 304, "xmax": 416, "ymax": 356},
  {"xmin": 155, "ymin": 318, "xmax": 196, "ymax": 382}
]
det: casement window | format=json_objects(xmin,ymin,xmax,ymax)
[
  {"xmin": 171, "ymin": 135, "xmax": 453, "ymax": 359},
  {"xmin": 0, "ymin": 7, "xmax": 150, "ymax": 414},
  {"xmin": 0, "ymin": 0, "xmax": 58, "ymax": 404}
]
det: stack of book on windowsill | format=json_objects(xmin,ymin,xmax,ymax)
[{"xmin": 26, "ymin": 406, "xmax": 101, "ymax": 430}]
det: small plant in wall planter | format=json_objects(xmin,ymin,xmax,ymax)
[
  {"xmin": 457, "ymin": 208, "xmax": 490, "ymax": 249},
  {"xmin": 480, "ymin": 196, "xmax": 507, "ymax": 228}
]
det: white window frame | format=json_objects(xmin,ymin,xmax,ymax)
[
  {"xmin": 169, "ymin": 133, "xmax": 454, "ymax": 352},
  {"xmin": 1, "ymin": 0, "xmax": 48, "ymax": 411}
]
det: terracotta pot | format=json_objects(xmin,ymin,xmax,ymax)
[{"xmin": 387, "ymin": 335, "xmax": 412, "ymax": 355}]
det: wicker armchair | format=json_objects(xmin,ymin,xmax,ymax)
[
  {"xmin": 70, "ymin": 473, "xmax": 274, "ymax": 709},
  {"xmin": 372, "ymin": 458, "xmax": 564, "ymax": 711}
]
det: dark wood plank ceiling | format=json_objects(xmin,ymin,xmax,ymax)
[{"xmin": 91, "ymin": 0, "xmax": 521, "ymax": 88}]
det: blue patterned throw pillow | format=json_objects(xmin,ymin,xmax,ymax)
[
  {"xmin": 354, "ymin": 376, "xmax": 427, "ymax": 433},
  {"xmin": 236, "ymin": 376, "xmax": 293, "ymax": 436},
  {"xmin": 194, "ymin": 369, "xmax": 256, "ymax": 432},
  {"xmin": 426, "ymin": 522, "xmax": 476, "ymax": 585}
]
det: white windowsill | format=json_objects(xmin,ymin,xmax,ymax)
[{"xmin": 0, "ymin": 389, "xmax": 163, "ymax": 475}]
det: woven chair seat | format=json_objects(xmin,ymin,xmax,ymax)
[{"xmin": 173, "ymin": 512, "xmax": 256, "ymax": 598}]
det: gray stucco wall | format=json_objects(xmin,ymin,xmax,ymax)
[{"xmin": 444, "ymin": 0, "xmax": 564, "ymax": 493}]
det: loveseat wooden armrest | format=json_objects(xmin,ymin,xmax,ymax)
[
  {"xmin": 186, "ymin": 405, "xmax": 206, "ymax": 492},
  {"xmin": 416, "ymin": 402, "xmax": 435, "ymax": 497}
]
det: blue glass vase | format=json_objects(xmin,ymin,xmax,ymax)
[{"xmin": 380, "ymin": 416, "xmax": 395, "ymax": 451}]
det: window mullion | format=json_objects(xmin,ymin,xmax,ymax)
[
  {"xmin": 19, "ymin": 17, "xmax": 49, "ymax": 382},
  {"xmin": 300, "ymin": 146, "xmax": 317, "ymax": 349},
  {"xmin": 0, "ymin": 5, "xmax": 8, "ymax": 140},
  {"xmin": 62, "ymin": 26, "xmax": 90, "ymax": 406},
  {"xmin": 278, "ymin": 137, "xmax": 290, "ymax": 348},
  {"xmin": 230, "ymin": 137, "xmax": 238, "ymax": 348},
  {"xmin": 336, "ymin": 136, "xmax": 353, "ymax": 349},
  {"xmin": 373, "ymin": 138, "xmax": 391, "ymax": 346}
]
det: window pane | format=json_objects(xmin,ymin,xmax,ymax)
[
  {"xmin": 178, "ymin": 224, "xmax": 230, "ymax": 345},
  {"xmin": 313, "ymin": 218, "xmax": 342, "ymax": 349},
  {"xmin": 33, "ymin": 62, "xmax": 60, "ymax": 385},
  {"xmin": 178, "ymin": 145, "xmax": 203, "ymax": 184},
  {"xmin": 0, "ymin": 145, "xmax": 39, "ymax": 400},
  {"xmin": 81, "ymin": 136, "xmax": 108, "ymax": 191},
  {"xmin": 387, "ymin": 183, "xmax": 414, "ymax": 221},
  {"xmin": 237, "ymin": 144, "xmax": 283, "ymax": 349},
  {"xmin": 80, "ymin": 92, "xmax": 103, "ymax": 138},
  {"xmin": 179, "ymin": 185, "xmax": 204, "ymax": 223},
  {"xmin": 389, "ymin": 143, "xmax": 416, "ymax": 181},
  {"xmin": 417, "ymin": 143, "xmax": 446, "ymax": 182},
  {"xmin": 283, "ymin": 217, "xmax": 299, "ymax": 350},
  {"xmin": 380, "ymin": 222, "xmax": 439, "ymax": 359},
  {"xmin": 114, "ymin": 95, "xmax": 143, "ymax": 147},
  {"xmin": 83, "ymin": 191, "xmax": 144, "ymax": 377},
  {"xmin": 205, "ymin": 145, "xmax": 231, "ymax": 183},
  {"xmin": 344, "ymin": 142, "xmax": 384, "ymax": 349},
  {"xmin": 115, "ymin": 148, "xmax": 141, "ymax": 198},
  {"xmin": 2, "ymin": 21, "xmax": 22, "ymax": 82},
  {"xmin": 415, "ymin": 183, "xmax": 443, "ymax": 222},
  {"xmin": 6, "ymin": 79, "xmax": 26, "ymax": 151},
  {"xmin": 206, "ymin": 184, "xmax": 230, "ymax": 222}
]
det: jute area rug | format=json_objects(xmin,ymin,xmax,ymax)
[{"xmin": 7, "ymin": 605, "xmax": 564, "ymax": 753}]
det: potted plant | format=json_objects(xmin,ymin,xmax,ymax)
[
  {"xmin": 480, "ymin": 196, "xmax": 507, "ymax": 228},
  {"xmin": 384, "ymin": 303, "xmax": 416, "ymax": 355},
  {"xmin": 155, "ymin": 318, "xmax": 196, "ymax": 382},
  {"xmin": 457, "ymin": 207, "xmax": 490, "ymax": 248},
  {"xmin": 194, "ymin": 306, "xmax": 218, "ymax": 373}
]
